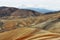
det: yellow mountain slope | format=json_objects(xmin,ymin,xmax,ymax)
[{"xmin": 0, "ymin": 27, "xmax": 60, "ymax": 40}]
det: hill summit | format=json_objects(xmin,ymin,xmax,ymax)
[{"xmin": 0, "ymin": 6, "xmax": 42, "ymax": 19}]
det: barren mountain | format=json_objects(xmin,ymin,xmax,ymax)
[{"xmin": 0, "ymin": 7, "xmax": 42, "ymax": 19}]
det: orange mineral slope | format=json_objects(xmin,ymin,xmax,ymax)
[{"xmin": 0, "ymin": 27, "xmax": 60, "ymax": 40}]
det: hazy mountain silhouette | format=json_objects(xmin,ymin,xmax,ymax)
[{"xmin": 20, "ymin": 8, "xmax": 54, "ymax": 13}]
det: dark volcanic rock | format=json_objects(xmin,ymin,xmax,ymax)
[{"xmin": 0, "ymin": 7, "xmax": 18, "ymax": 17}]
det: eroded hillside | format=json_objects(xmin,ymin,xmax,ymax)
[{"xmin": 0, "ymin": 7, "xmax": 60, "ymax": 40}]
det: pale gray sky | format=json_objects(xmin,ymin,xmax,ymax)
[{"xmin": 0, "ymin": 0, "xmax": 60, "ymax": 10}]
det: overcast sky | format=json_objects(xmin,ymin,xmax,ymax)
[{"xmin": 0, "ymin": 0, "xmax": 60, "ymax": 11}]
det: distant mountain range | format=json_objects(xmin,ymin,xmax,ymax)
[
  {"xmin": 0, "ymin": 6, "xmax": 60, "ymax": 19},
  {"xmin": 19, "ymin": 8, "xmax": 54, "ymax": 13},
  {"xmin": 0, "ymin": 6, "xmax": 54, "ymax": 13}
]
